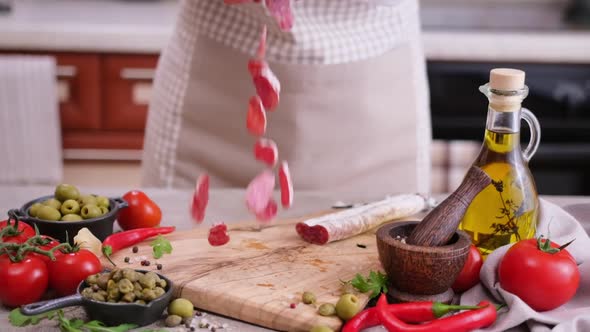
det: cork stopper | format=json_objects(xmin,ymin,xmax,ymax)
[{"xmin": 489, "ymin": 68, "xmax": 525, "ymax": 91}]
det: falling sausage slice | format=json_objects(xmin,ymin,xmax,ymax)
[
  {"xmin": 278, "ymin": 161, "xmax": 293, "ymax": 208},
  {"xmin": 254, "ymin": 138, "xmax": 278, "ymax": 167},
  {"xmin": 246, "ymin": 169, "xmax": 276, "ymax": 215},
  {"xmin": 296, "ymin": 194, "xmax": 428, "ymax": 245},
  {"xmin": 190, "ymin": 174, "xmax": 210, "ymax": 223},
  {"xmin": 246, "ymin": 95, "xmax": 267, "ymax": 136},
  {"xmin": 265, "ymin": 0, "xmax": 294, "ymax": 31},
  {"xmin": 255, "ymin": 198, "xmax": 278, "ymax": 222},
  {"xmin": 248, "ymin": 25, "xmax": 281, "ymax": 111}
]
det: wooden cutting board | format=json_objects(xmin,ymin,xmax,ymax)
[{"xmin": 107, "ymin": 216, "xmax": 392, "ymax": 332}]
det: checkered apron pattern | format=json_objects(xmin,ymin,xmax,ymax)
[{"xmin": 141, "ymin": 0, "xmax": 431, "ymax": 197}]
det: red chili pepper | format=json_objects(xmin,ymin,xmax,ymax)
[
  {"xmin": 342, "ymin": 300, "xmax": 485, "ymax": 332},
  {"xmin": 376, "ymin": 294, "xmax": 497, "ymax": 332},
  {"xmin": 102, "ymin": 226, "xmax": 175, "ymax": 265}
]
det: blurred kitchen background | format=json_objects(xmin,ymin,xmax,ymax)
[{"xmin": 0, "ymin": 0, "xmax": 589, "ymax": 194}]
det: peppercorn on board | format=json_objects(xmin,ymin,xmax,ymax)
[{"xmin": 105, "ymin": 217, "xmax": 388, "ymax": 332}]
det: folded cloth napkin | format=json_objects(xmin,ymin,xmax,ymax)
[{"xmin": 460, "ymin": 198, "xmax": 590, "ymax": 332}]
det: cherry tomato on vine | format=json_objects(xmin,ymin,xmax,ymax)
[
  {"xmin": 47, "ymin": 249, "xmax": 101, "ymax": 296},
  {"xmin": 0, "ymin": 255, "xmax": 48, "ymax": 307},
  {"xmin": 0, "ymin": 219, "xmax": 35, "ymax": 244}
]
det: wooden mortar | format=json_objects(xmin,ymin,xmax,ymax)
[
  {"xmin": 376, "ymin": 221, "xmax": 471, "ymax": 303},
  {"xmin": 406, "ymin": 166, "xmax": 491, "ymax": 247}
]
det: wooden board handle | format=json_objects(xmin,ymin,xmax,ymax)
[{"xmin": 406, "ymin": 166, "xmax": 491, "ymax": 247}]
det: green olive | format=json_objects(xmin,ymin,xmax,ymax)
[
  {"xmin": 99, "ymin": 206, "xmax": 109, "ymax": 215},
  {"xmin": 135, "ymin": 300, "xmax": 146, "ymax": 305},
  {"xmin": 165, "ymin": 315, "xmax": 183, "ymax": 327},
  {"xmin": 60, "ymin": 199, "xmax": 80, "ymax": 215},
  {"xmin": 43, "ymin": 198, "xmax": 62, "ymax": 210},
  {"xmin": 168, "ymin": 298, "xmax": 194, "ymax": 318},
  {"xmin": 96, "ymin": 196, "xmax": 110, "ymax": 208},
  {"xmin": 54, "ymin": 184, "xmax": 80, "ymax": 202},
  {"xmin": 61, "ymin": 214, "xmax": 83, "ymax": 222},
  {"xmin": 36, "ymin": 205, "xmax": 61, "ymax": 221},
  {"xmin": 317, "ymin": 303, "xmax": 336, "ymax": 316},
  {"xmin": 310, "ymin": 326, "xmax": 334, "ymax": 332},
  {"xmin": 157, "ymin": 279, "xmax": 167, "ymax": 289},
  {"xmin": 78, "ymin": 194, "xmax": 97, "ymax": 207},
  {"xmin": 81, "ymin": 204, "xmax": 102, "ymax": 219},
  {"xmin": 335, "ymin": 294, "xmax": 361, "ymax": 320},
  {"xmin": 28, "ymin": 203, "xmax": 44, "ymax": 217},
  {"xmin": 302, "ymin": 291, "xmax": 316, "ymax": 304}
]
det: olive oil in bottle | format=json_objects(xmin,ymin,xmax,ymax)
[{"xmin": 459, "ymin": 69, "xmax": 541, "ymax": 256}]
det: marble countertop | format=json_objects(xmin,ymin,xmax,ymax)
[{"xmin": 0, "ymin": 0, "xmax": 589, "ymax": 63}]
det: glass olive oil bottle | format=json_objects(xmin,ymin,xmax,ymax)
[{"xmin": 459, "ymin": 69, "xmax": 541, "ymax": 257}]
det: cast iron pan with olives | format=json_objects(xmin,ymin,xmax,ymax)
[
  {"xmin": 9, "ymin": 195, "xmax": 127, "ymax": 244},
  {"xmin": 21, "ymin": 270, "xmax": 173, "ymax": 327}
]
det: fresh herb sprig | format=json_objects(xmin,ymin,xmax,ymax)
[
  {"xmin": 151, "ymin": 235, "xmax": 172, "ymax": 259},
  {"xmin": 9, "ymin": 309, "xmax": 136, "ymax": 332},
  {"xmin": 350, "ymin": 271, "xmax": 389, "ymax": 299}
]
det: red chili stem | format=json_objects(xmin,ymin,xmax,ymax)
[
  {"xmin": 102, "ymin": 226, "xmax": 175, "ymax": 254},
  {"xmin": 376, "ymin": 294, "xmax": 497, "ymax": 332}
]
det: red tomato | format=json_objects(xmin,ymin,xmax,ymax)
[
  {"xmin": 47, "ymin": 249, "xmax": 101, "ymax": 296},
  {"xmin": 499, "ymin": 237, "xmax": 580, "ymax": 311},
  {"xmin": 29, "ymin": 235, "xmax": 62, "ymax": 264},
  {"xmin": 452, "ymin": 244, "xmax": 484, "ymax": 293},
  {"xmin": 0, "ymin": 255, "xmax": 48, "ymax": 307},
  {"xmin": 117, "ymin": 190, "xmax": 162, "ymax": 230},
  {"xmin": 0, "ymin": 219, "xmax": 35, "ymax": 243}
]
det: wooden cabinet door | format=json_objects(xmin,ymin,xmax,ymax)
[
  {"xmin": 103, "ymin": 55, "xmax": 159, "ymax": 131},
  {"xmin": 55, "ymin": 54, "xmax": 102, "ymax": 129}
]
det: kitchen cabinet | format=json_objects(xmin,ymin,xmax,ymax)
[{"xmin": 1, "ymin": 52, "xmax": 160, "ymax": 151}]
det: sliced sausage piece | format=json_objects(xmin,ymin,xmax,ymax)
[
  {"xmin": 254, "ymin": 138, "xmax": 278, "ymax": 167},
  {"xmin": 246, "ymin": 95, "xmax": 267, "ymax": 136},
  {"xmin": 246, "ymin": 169, "xmax": 276, "ymax": 214},
  {"xmin": 265, "ymin": 0, "xmax": 294, "ymax": 31}
]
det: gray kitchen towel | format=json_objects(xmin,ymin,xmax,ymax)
[
  {"xmin": 460, "ymin": 198, "xmax": 590, "ymax": 332},
  {"xmin": 0, "ymin": 55, "xmax": 62, "ymax": 185}
]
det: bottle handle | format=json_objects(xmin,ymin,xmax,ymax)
[{"xmin": 521, "ymin": 108, "xmax": 541, "ymax": 162}]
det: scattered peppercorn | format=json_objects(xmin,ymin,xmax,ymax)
[
  {"xmin": 195, "ymin": 310, "xmax": 202, "ymax": 316},
  {"xmin": 157, "ymin": 263, "xmax": 163, "ymax": 270},
  {"xmin": 190, "ymin": 327, "xmax": 195, "ymax": 331},
  {"xmin": 132, "ymin": 246, "xmax": 139, "ymax": 253},
  {"xmin": 290, "ymin": 303, "xmax": 297, "ymax": 309},
  {"xmin": 356, "ymin": 244, "xmax": 367, "ymax": 249},
  {"xmin": 145, "ymin": 260, "xmax": 151, "ymax": 266},
  {"xmin": 124, "ymin": 257, "xmax": 130, "ymax": 263},
  {"xmin": 211, "ymin": 328, "xmax": 217, "ymax": 332}
]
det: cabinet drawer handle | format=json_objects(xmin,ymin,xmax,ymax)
[
  {"xmin": 120, "ymin": 68, "xmax": 155, "ymax": 81},
  {"xmin": 56, "ymin": 66, "xmax": 77, "ymax": 78}
]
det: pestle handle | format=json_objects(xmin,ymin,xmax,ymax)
[{"xmin": 406, "ymin": 166, "xmax": 491, "ymax": 247}]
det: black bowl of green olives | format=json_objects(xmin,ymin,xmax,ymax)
[
  {"xmin": 21, "ymin": 269, "xmax": 174, "ymax": 327},
  {"xmin": 10, "ymin": 184, "xmax": 128, "ymax": 243}
]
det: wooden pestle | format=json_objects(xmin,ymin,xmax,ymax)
[{"xmin": 406, "ymin": 166, "xmax": 492, "ymax": 247}]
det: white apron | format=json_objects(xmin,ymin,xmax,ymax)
[{"xmin": 141, "ymin": 0, "xmax": 431, "ymax": 199}]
